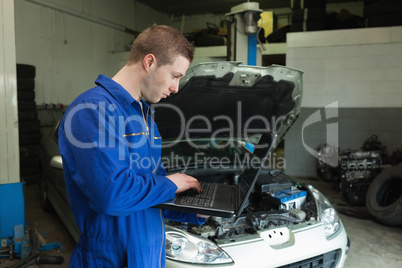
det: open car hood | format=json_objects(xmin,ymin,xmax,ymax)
[{"xmin": 152, "ymin": 62, "xmax": 303, "ymax": 149}]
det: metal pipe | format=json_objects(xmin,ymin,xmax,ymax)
[{"xmin": 24, "ymin": 0, "xmax": 139, "ymax": 36}]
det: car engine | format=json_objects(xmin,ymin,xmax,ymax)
[
  {"xmin": 339, "ymin": 135, "xmax": 387, "ymax": 205},
  {"xmin": 316, "ymin": 135, "xmax": 388, "ymax": 205},
  {"xmin": 339, "ymin": 149, "xmax": 383, "ymax": 205},
  {"xmin": 187, "ymin": 209, "xmax": 310, "ymax": 240},
  {"xmin": 165, "ymin": 170, "xmax": 317, "ymax": 241}
]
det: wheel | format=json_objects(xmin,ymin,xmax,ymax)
[
  {"xmin": 291, "ymin": 0, "xmax": 326, "ymax": 10},
  {"xmin": 266, "ymin": 25, "xmax": 290, "ymax": 43},
  {"xmin": 19, "ymin": 144, "xmax": 40, "ymax": 157},
  {"xmin": 19, "ymin": 120, "xmax": 41, "ymax": 133},
  {"xmin": 19, "ymin": 132, "xmax": 41, "ymax": 145},
  {"xmin": 292, "ymin": 8, "xmax": 328, "ymax": 23},
  {"xmin": 16, "ymin": 63, "xmax": 36, "ymax": 78},
  {"xmin": 365, "ymin": 13, "xmax": 402, "ymax": 27},
  {"xmin": 20, "ymin": 156, "xmax": 40, "ymax": 174},
  {"xmin": 17, "ymin": 90, "xmax": 35, "ymax": 100},
  {"xmin": 290, "ymin": 21, "xmax": 327, "ymax": 32},
  {"xmin": 364, "ymin": 1, "xmax": 402, "ymax": 27},
  {"xmin": 18, "ymin": 100, "xmax": 37, "ymax": 111},
  {"xmin": 17, "ymin": 77, "xmax": 35, "ymax": 91},
  {"xmin": 366, "ymin": 165, "xmax": 402, "ymax": 226},
  {"xmin": 364, "ymin": 1, "xmax": 402, "ymax": 18},
  {"xmin": 18, "ymin": 110, "xmax": 38, "ymax": 121},
  {"xmin": 20, "ymin": 156, "xmax": 41, "ymax": 184},
  {"xmin": 364, "ymin": 0, "xmax": 398, "ymax": 5},
  {"xmin": 38, "ymin": 172, "xmax": 52, "ymax": 212}
]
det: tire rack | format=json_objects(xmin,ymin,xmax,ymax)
[
  {"xmin": 364, "ymin": 0, "xmax": 402, "ymax": 28},
  {"xmin": 290, "ymin": 0, "xmax": 327, "ymax": 32},
  {"xmin": 17, "ymin": 64, "xmax": 41, "ymax": 185}
]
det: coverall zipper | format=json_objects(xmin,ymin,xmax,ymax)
[
  {"xmin": 141, "ymin": 104, "xmax": 165, "ymax": 267},
  {"xmin": 141, "ymin": 106, "xmax": 158, "ymax": 174},
  {"xmin": 159, "ymin": 209, "xmax": 164, "ymax": 268}
]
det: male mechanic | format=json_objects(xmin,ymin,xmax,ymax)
[{"xmin": 58, "ymin": 24, "xmax": 204, "ymax": 267}]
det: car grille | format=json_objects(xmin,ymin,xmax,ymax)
[{"xmin": 278, "ymin": 249, "xmax": 341, "ymax": 268}]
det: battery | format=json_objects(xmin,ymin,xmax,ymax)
[{"xmin": 272, "ymin": 189, "xmax": 307, "ymax": 210}]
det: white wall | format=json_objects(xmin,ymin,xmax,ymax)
[
  {"xmin": 287, "ymin": 27, "xmax": 402, "ymax": 108},
  {"xmin": 15, "ymin": 0, "xmax": 170, "ymax": 105},
  {"xmin": 0, "ymin": 0, "xmax": 19, "ymax": 184},
  {"xmin": 284, "ymin": 26, "xmax": 402, "ymax": 176}
]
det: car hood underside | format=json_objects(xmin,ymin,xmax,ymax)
[{"xmin": 153, "ymin": 62, "xmax": 303, "ymax": 150}]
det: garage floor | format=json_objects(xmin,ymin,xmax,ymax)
[{"xmin": 1, "ymin": 178, "xmax": 401, "ymax": 268}]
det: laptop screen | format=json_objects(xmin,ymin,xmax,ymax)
[
  {"xmin": 235, "ymin": 131, "xmax": 278, "ymax": 216},
  {"xmin": 156, "ymin": 131, "xmax": 278, "ymax": 217}
]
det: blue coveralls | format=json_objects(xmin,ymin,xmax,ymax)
[{"xmin": 58, "ymin": 75, "xmax": 204, "ymax": 267}]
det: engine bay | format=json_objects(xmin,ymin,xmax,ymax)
[{"xmin": 165, "ymin": 169, "xmax": 318, "ymax": 241}]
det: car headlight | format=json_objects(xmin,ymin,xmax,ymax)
[
  {"xmin": 307, "ymin": 186, "xmax": 340, "ymax": 238},
  {"xmin": 165, "ymin": 225, "xmax": 233, "ymax": 264}
]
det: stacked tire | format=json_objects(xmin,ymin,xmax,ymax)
[
  {"xmin": 17, "ymin": 64, "xmax": 41, "ymax": 185},
  {"xmin": 364, "ymin": 0, "xmax": 402, "ymax": 27},
  {"xmin": 290, "ymin": 0, "xmax": 328, "ymax": 32},
  {"xmin": 366, "ymin": 165, "xmax": 402, "ymax": 226}
]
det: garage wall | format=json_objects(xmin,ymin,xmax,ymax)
[
  {"xmin": 14, "ymin": 0, "xmax": 170, "ymax": 105},
  {"xmin": 0, "ymin": 0, "xmax": 19, "ymax": 184},
  {"xmin": 284, "ymin": 26, "xmax": 402, "ymax": 177}
]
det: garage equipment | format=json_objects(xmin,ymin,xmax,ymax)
[
  {"xmin": 2, "ymin": 228, "xmax": 63, "ymax": 267},
  {"xmin": 226, "ymin": 2, "xmax": 262, "ymax": 65},
  {"xmin": 0, "ymin": 184, "xmax": 25, "ymax": 249}
]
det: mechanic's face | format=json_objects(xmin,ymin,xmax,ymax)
[{"xmin": 142, "ymin": 55, "xmax": 189, "ymax": 103}]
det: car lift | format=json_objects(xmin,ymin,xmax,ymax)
[{"xmin": 226, "ymin": 1, "xmax": 263, "ymax": 66}]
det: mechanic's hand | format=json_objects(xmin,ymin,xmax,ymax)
[{"xmin": 166, "ymin": 173, "xmax": 201, "ymax": 194}]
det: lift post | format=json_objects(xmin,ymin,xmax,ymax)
[{"xmin": 226, "ymin": 2, "xmax": 262, "ymax": 66}]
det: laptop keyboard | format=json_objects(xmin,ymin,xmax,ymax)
[{"xmin": 177, "ymin": 182, "xmax": 218, "ymax": 208}]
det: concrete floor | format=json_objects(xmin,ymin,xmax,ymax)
[
  {"xmin": 307, "ymin": 177, "xmax": 402, "ymax": 268},
  {"xmin": 1, "ymin": 178, "xmax": 401, "ymax": 268}
]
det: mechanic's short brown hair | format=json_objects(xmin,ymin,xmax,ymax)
[{"xmin": 128, "ymin": 24, "xmax": 195, "ymax": 66}]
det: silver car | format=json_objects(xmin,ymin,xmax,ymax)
[{"xmin": 40, "ymin": 62, "xmax": 349, "ymax": 267}]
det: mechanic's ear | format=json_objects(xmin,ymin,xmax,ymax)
[{"xmin": 143, "ymin": 54, "xmax": 156, "ymax": 71}]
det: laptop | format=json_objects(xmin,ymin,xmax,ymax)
[{"xmin": 155, "ymin": 132, "xmax": 278, "ymax": 218}]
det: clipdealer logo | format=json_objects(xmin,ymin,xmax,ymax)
[
  {"xmin": 63, "ymin": 101, "xmax": 283, "ymax": 161},
  {"xmin": 301, "ymin": 101, "xmax": 339, "ymax": 167}
]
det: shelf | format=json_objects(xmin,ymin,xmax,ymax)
[
  {"xmin": 193, "ymin": 43, "xmax": 286, "ymax": 59},
  {"xmin": 260, "ymin": 43, "xmax": 286, "ymax": 55},
  {"xmin": 194, "ymin": 46, "xmax": 227, "ymax": 58}
]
